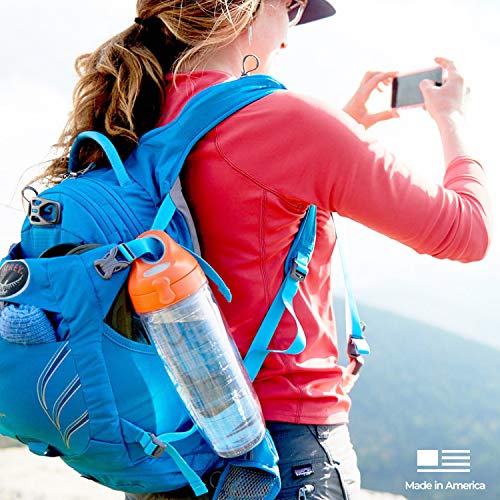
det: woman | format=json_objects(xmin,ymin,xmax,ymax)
[{"xmin": 41, "ymin": 0, "xmax": 491, "ymax": 498}]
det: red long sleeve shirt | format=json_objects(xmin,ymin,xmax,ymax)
[{"xmin": 158, "ymin": 71, "xmax": 491, "ymax": 425}]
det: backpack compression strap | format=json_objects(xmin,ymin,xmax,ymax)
[{"xmin": 243, "ymin": 206, "xmax": 317, "ymax": 380}]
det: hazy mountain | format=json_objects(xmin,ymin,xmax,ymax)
[{"xmin": 337, "ymin": 304, "xmax": 500, "ymax": 499}]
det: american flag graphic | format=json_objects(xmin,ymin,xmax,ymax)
[{"xmin": 417, "ymin": 449, "xmax": 471, "ymax": 473}]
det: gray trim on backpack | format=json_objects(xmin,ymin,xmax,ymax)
[{"xmin": 170, "ymin": 179, "xmax": 201, "ymax": 255}]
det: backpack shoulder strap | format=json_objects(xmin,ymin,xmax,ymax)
[
  {"xmin": 332, "ymin": 215, "xmax": 370, "ymax": 376},
  {"xmin": 139, "ymin": 74, "xmax": 286, "ymax": 205},
  {"xmin": 244, "ymin": 211, "xmax": 371, "ymax": 381}
]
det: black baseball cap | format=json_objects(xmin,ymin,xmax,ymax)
[{"xmin": 298, "ymin": 0, "xmax": 336, "ymax": 25}]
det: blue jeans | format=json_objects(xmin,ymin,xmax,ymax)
[{"xmin": 124, "ymin": 422, "xmax": 361, "ymax": 500}]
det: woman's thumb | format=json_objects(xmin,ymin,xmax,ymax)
[{"xmin": 419, "ymin": 79, "xmax": 435, "ymax": 93}]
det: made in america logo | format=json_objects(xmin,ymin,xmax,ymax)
[
  {"xmin": 405, "ymin": 449, "xmax": 487, "ymax": 493},
  {"xmin": 417, "ymin": 449, "xmax": 471, "ymax": 473}
]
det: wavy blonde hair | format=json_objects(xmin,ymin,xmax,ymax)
[{"xmin": 40, "ymin": 0, "xmax": 260, "ymax": 184}]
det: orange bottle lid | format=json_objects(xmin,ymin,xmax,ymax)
[{"xmin": 128, "ymin": 230, "xmax": 206, "ymax": 313}]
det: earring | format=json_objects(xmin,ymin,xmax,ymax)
[
  {"xmin": 248, "ymin": 24, "xmax": 253, "ymax": 45},
  {"xmin": 241, "ymin": 54, "xmax": 260, "ymax": 77}
]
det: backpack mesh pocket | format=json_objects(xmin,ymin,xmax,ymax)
[{"xmin": 216, "ymin": 464, "xmax": 278, "ymax": 500}]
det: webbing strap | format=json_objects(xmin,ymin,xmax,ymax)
[
  {"xmin": 146, "ymin": 192, "xmax": 232, "ymax": 301},
  {"xmin": 243, "ymin": 206, "xmax": 317, "ymax": 381},
  {"xmin": 180, "ymin": 245, "xmax": 232, "ymax": 303},
  {"xmin": 162, "ymin": 443, "xmax": 208, "ymax": 497},
  {"xmin": 124, "ymin": 422, "xmax": 208, "ymax": 497},
  {"xmin": 151, "ymin": 194, "xmax": 176, "ymax": 232},
  {"xmin": 243, "ymin": 271, "xmax": 306, "ymax": 381},
  {"xmin": 117, "ymin": 235, "xmax": 232, "ymax": 303},
  {"xmin": 118, "ymin": 237, "xmax": 164, "ymax": 263},
  {"xmin": 333, "ymin": 215, "xmax": 370, "ymax": 359}
]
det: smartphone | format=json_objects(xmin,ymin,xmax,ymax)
[{"xmin": 391, "ymin": 67, "xmax": 443, "ymax": 108}]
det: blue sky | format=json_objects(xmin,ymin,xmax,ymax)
[{"xmin": 1, "ymin": 0, "xmax": 498, "ymax": 348}]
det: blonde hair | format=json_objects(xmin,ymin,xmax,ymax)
[{"xmin": 40, "ymin": 0, "xmax": 261, "ymax": 184}]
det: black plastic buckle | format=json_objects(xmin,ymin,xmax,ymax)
[
  {"xmin": 29, "ymin": 197, "xmax": 61, "ymax": 226},
  {"xmin": 290, "ymin": 259, "xmax": 307, "ymax": 282},
  {"xmin": 150, "ymin": 434, "xmax": 167, "ymax": 458},
  {"xmin": 348, "ymin": 353, "xmax": 365, "ymax": 376},
  {"xmin": 94, "ymin": 246, "xmax": 130, "ymax": 280},
  {"xmin": 347, "ymin": 335, "xmax": 368, "ymax": 376}
]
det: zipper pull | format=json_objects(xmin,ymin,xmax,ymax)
[
  {"xmin": 64, "ymin": 162, "xmax": 98, "ymax": 180},
  {"xmin": 298, "ymin": 484, "xmax": 315, "ymax": 500}
]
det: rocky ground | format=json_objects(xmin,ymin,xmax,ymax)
[{"xmin": 0, "ymin": 437, "xmax": 406, "ymax": 499}]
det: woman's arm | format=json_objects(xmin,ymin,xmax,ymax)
[{"xmin": 219, "ymin": 84, "xmax": 490, "ymax": 263}]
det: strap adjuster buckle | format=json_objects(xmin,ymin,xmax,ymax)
[
  {"xmin": 290, "ymin": 259, "xmax": 307, "ymax": 282},
  {"xmin": 94, "ymin": 246, "xmax": 130, "ymax": 280},
  {"xmin": 150, "ymin": 434, "xmax": 167, "ymax": 458},
  {"xmin": 348, "ymin": 336, "xmax": 370, "ymax": 357},
  {"xmin": 347, "ymin": 334, "xmax": 370, "ymax": 376}
]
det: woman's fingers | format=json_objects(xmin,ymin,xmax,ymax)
[
  {"xmin": 419, "ymin": 79, "xmax": 437, "ymax": 92},
  {"xmin": 356, "ymin": 71, "xmax": 397, "ymax": 100},
  {"xmin": 359, "ymin": 71, "xmax": 381, "ymax": 86},
  {"xmin": 435, "ymin": 57, "xmax": 456, "ymax": 73},
  {"xmin": 363, "ymin": 71, "xmax": 397, "ymax": 90},
  {"xmin": 344, "ymin": 70, "xmax": 399, "ymax": 128},
  {"xmin": 419, "ymin": 57, "xmax": 469, "ymax": 122}
]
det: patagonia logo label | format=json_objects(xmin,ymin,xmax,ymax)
[
  {"xmin": 0, "ymin": 260, "xmax": 30, "ymax": 299},
  {"xmin": 293, "ymin": 464, "xmax": 314, "ymax": 478}
]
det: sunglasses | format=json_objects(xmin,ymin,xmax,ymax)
[{"xmin": 287, "ymin": 0, "xmax": 308, "ymax": 26}]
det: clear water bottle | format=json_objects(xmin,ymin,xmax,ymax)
[{"xmin": 128, "ymin": 230, "xmax": 266, "ymax": 458}]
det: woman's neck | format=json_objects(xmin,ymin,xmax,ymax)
[{"xmin": 180, "ymin": 44, "xmax": 244, "ymax": 78}]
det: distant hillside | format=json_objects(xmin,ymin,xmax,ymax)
[
  {"xmin": 0, "ymin": 436, "xmax": 22, "ymax": 449},
  {"xmin": 336, "ymin": 304, "xmax": 500, "ymax": 499}
]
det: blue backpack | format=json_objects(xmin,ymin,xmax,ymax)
[{"xmin": 0, "ymin": 75, "xmax": 319, "ymax": 498}]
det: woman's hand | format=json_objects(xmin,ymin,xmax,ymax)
[
  {"xmin": 343, "ymin": 71, "xmax": 399, "ymax": 129},
  {"xmin": 420, "ymin": 57, "xmax": 470, "ymax": 125},
  {"xmin": 420, "ymin": 57, "xmax": 471, "ymax": 164}
]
